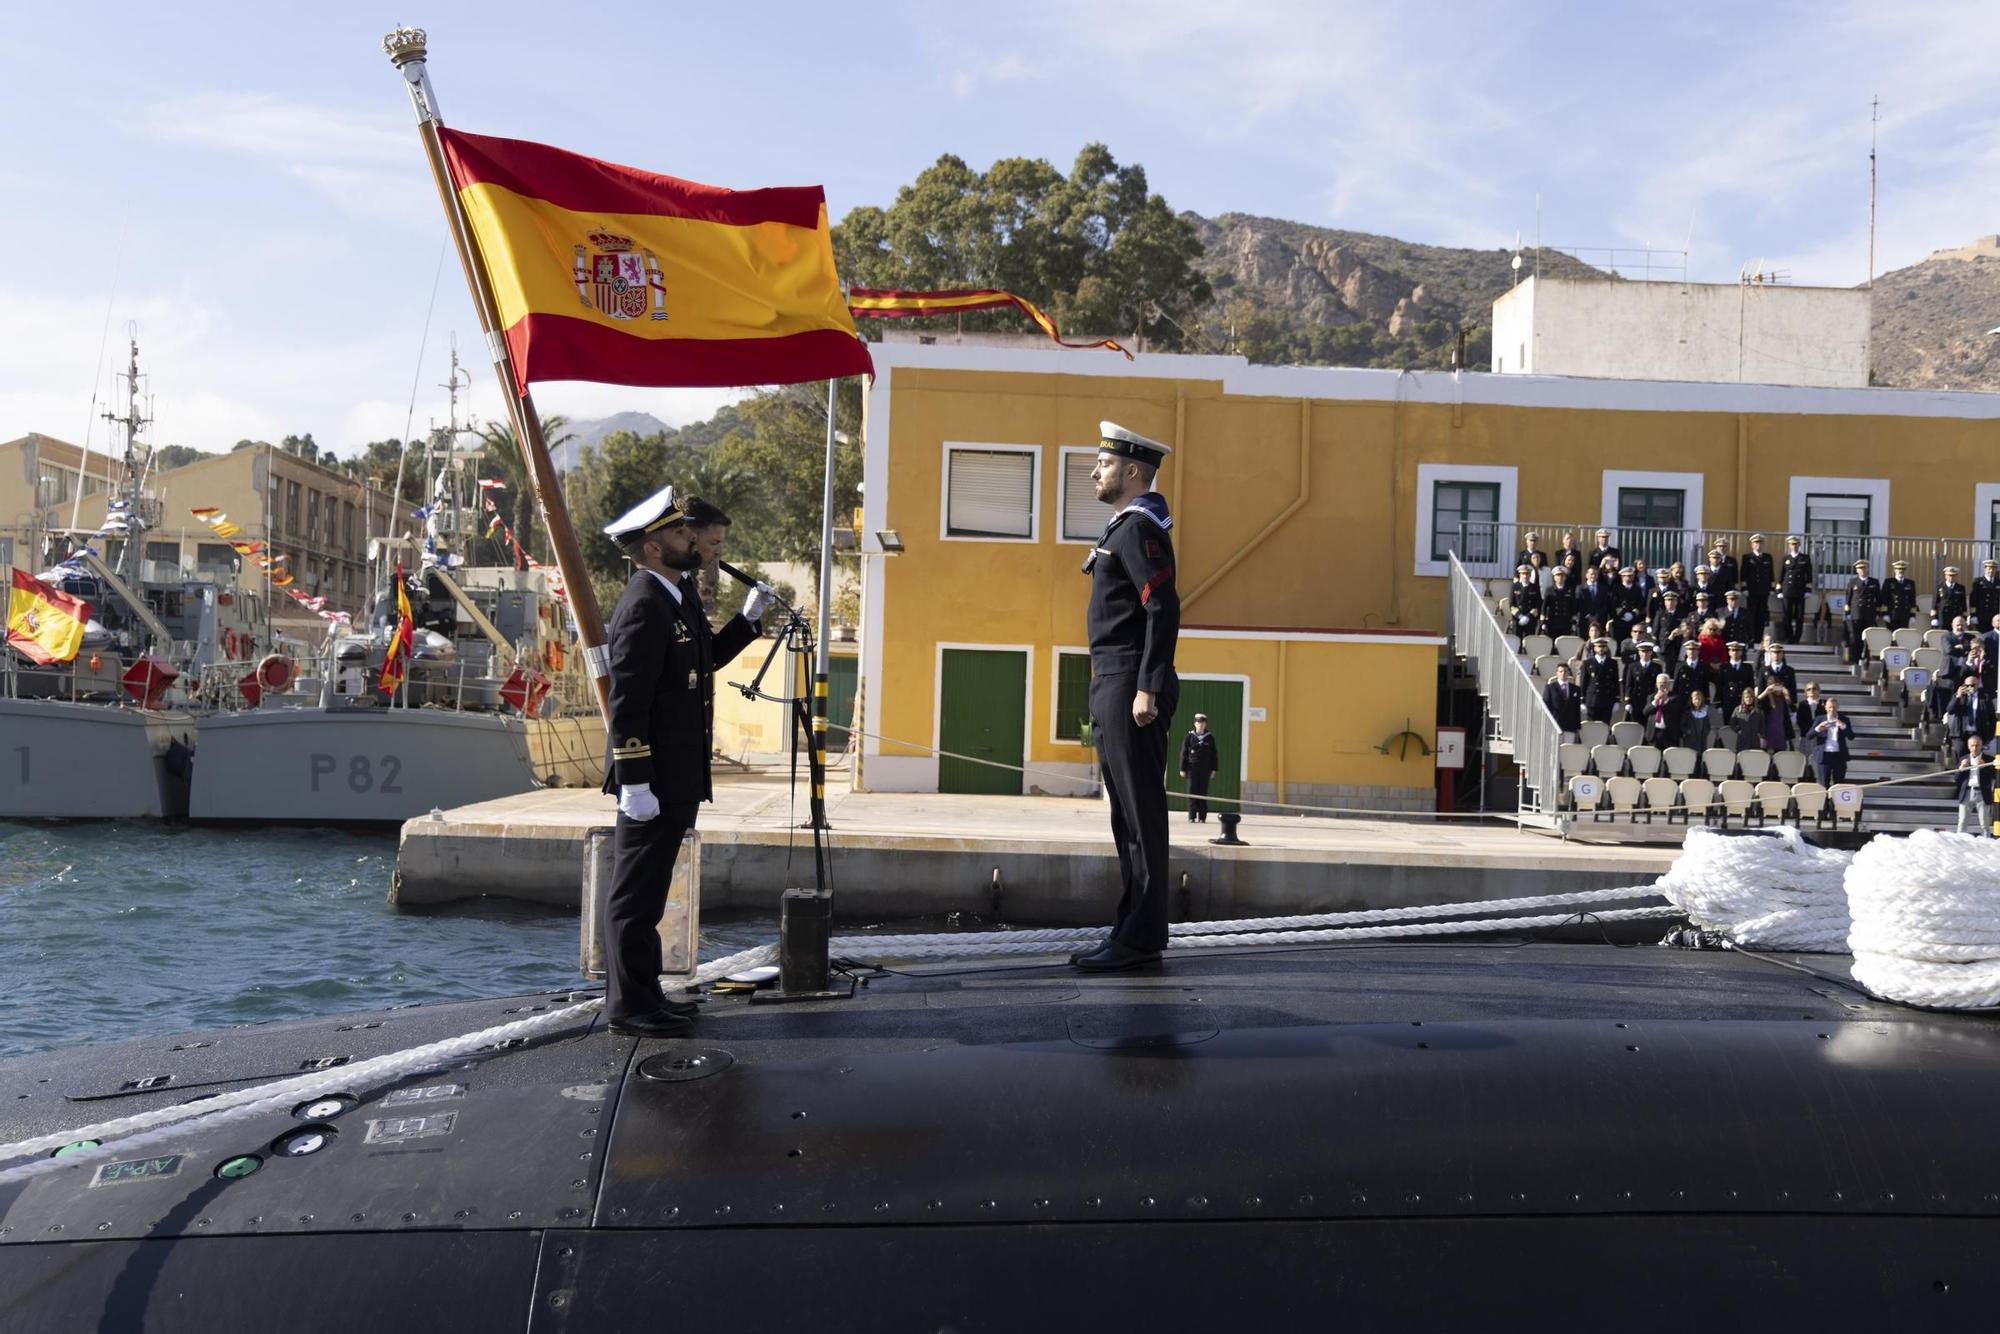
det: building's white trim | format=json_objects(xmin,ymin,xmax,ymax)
[
  {"xmin": 866, "ymin": 340, "xmax": 2000, "ymax": 422},
  {"xmin": 1600, "ymin": 469, "xmax": 1705, "ymax": 536},
  {"xmin": 1973, "ymin": 483, "xmax": 2000, "ymax": 558},
  {"xmin": 857, "ymin": 364, "xmax": 894, "ymax": 772},
  {"xmin": 1055, "ymin": 445, "xmax": 1112, "ymax": 545},
  {"xmin": 1414, "ymin": 463, "xmax": 1517, "ymax": 578},
  {"xmin": 1048, "ymin": 644, "xmax": 1091, "ymax": 746},
  {"xmin": 933, "ymin": 641, "xmax": 1034, "ymax": 796},
  {"xmin": 937, "ymin": 441, "xmax": 1041, "ymax": 544},
  {"xmin": 1789, "ymin": 474, "xmax": 1892, "ymax": 572},
  {"xmin": 1180, "ymin": 628, "xmax": 1447, "ymax": 646},
  {"xmin": 1177, "ymin": 672, "xmax": 1254, "ymax": 785}
]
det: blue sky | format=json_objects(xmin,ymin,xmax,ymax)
[{"xmin": 2, "ymin": 1, "xmax": 1996, "ymax": 458}]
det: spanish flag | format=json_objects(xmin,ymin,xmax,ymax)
[
  {"xmin": 438, "ymin": 129, "xmax": 873, "ymax": 392},
  {"xmin": 6, "ymin": 568, "xmax": 91, "ymax": 666},
  {"xmin": 378, "ymin": 564, "xmax": 415, "ymax": 696},
  {"xmin": 847, "ymin": 287, "xmax": 1131, "ymax": 359}
]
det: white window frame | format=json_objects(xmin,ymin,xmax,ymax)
[
  {"xmin": 1600, "ymin": 469, "xmax": 1704, "ymax": 536},
  {"xmin": 938, "ymin": 442, "xmax": 1041, "ymax": 544},
  {"xmin": 1973, "ymin": 483, "xmax": 2000, "ymax": 562},
  {"xmin": 1056, "ymin": 446, "xmax": 1114, "ymax": 545},
  {"xmin": 931, "ymin": 642, "xmax": 1035, "ymax": 795},
  {"xmin": 1048, "ymin": 644, "xmax": 1092, "ymax": 746},
  {"xmin": 1415, "ymin": 463, "xmax": 1517, "ymax": 577},
  {"xmin": 1789, "ymin": 474, "xmax": 1890, "ymax": 573}
]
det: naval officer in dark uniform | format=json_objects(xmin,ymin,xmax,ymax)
[
  {"xmin": 599, "ymin": 487, "xmax": 771, "ymax": 1036},
  {"xmin": 1179, "ymin": 712, "xmax": 1219, "ymax": 823},
  {"xmin": 1073, "ymin": 421, "xmax": 1181, "ymax": 972}
]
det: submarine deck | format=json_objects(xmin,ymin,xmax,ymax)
[{"xmin": 4, "ymin": 939, "xmax": 2000, "ymax": 1331}]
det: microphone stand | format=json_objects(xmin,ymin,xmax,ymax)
[{"xmin": 725, "ymin": 586, "xmax": 848, "ymax": 1001}]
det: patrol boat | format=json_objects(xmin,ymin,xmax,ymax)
[
  {"xmin": 183, "ymin": 370, "xmax": 604, "ymax": 824},
  {"xmin": 0, "ymin": 338, "xmax": 265, "ymax": 820}
]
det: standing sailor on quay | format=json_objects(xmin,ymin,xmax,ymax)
[
  {"xmin": 600, "ymin": 486, "xmax": 772, "ymax": 1036},
  {"xmin": 1073, "ymin": 422, "xmax": 1181, "ymax": 973}
]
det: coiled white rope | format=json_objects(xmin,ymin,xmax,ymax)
[
  {"xmin": 0, "ymin": 885, "xmax": 1668, "ymax": 1186},
  {"xmin": 1848, "ymin": 831, "xmax": 2000, "ymax": 1009},
  {"xmin": 1654, "ymin": 826, "xmax": 1855, "ymax": 952}
]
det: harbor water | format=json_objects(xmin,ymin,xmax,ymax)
[{"xmin": 0, "ymin": 822, "xmax": 778, "ymax": 1063}]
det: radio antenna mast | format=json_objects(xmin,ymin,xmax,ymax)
[{"xmin": 1867, "ymin": 95, "xmax": 1879, "ymax": 288}]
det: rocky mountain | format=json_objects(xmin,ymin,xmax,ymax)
[
  {"xmin": 1869, "ymin": 235, "xmax": 2000, "ymax": 391},
  {"xmin": 1184, "ymin": 212, "xmax": 1602, "ymax": 368},
  {"xmin": 554, "ymin": 411, "xmax": 669, "ymax": 470}
]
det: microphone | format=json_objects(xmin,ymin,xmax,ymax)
[{"xmin": 716, "ymin": 560, "xmax": 758, "ymax": 588}]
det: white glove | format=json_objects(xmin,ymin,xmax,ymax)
[
  {"xmin": 742, "ymin": 581, "xmax": 775, "ymax": 623},
  {"xmin": 618, "ymin": 783, "xmax": 659, "ymax": 822}
]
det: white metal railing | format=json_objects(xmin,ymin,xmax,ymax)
[{"xmin": 1449, "ymin": 552, "xmax": 1560, "ymax": 812}]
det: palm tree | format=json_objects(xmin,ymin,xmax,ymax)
[{"xmin": 474, "ymin": 414, "xmax": 572, "ymax": 566}]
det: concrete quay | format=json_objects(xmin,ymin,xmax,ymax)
[{"xmin": 393, "ymin": 771, "xmax": 1679, "ymax": 923}]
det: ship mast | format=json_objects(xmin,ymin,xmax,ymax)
[{"xmin": 99, "ymin": 331, "xmax": 152, "ymax": 587}]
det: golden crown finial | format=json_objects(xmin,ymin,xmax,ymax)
[{"xmin": 382, "ymin": 26, "xmax": 429, "ymax": 67}]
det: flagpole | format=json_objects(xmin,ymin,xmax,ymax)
[
  {"xmin": 810, "ymin": 377, "xmax": 838, "ymax": 829},
  {"xmin": 382, "ymin": 27, "xmax": 611, "ymax": 719}
]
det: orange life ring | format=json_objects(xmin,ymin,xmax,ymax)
[
  {"xmin": 255, "ymin": 654, "xmax": 294, "ymax": 692},
  {"xmin": 223, "ymin": 628, "xmax": 239, "ymax": 659}
]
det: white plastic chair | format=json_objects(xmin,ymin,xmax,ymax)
[
  {"xmin": 1716, "ymin": 779, "xmax": 1756, "ymax": 826},
  {"xmin": 1578, "ymin": 720, "xmax": 1612, "ymax": 748},
  {"xmin": 1736, "ymin": 749, "xmax": 1772, "ymax": 782},
  {"xmin": 1611, "ymin": 721, "xmax": 1644, "ymax": 747},
  {"xmin": 1568, "ymin": 774, "xmax": 1603, "ymax": 816},
  {"xmin": 1771, "ymin": 750, "xmax": 1808, "ymax": 782},
  {"xmin": 1923, "ymin": 629, "xmax": 1950, "ymax": 652},
  {"xmin": 1554, "ymin": 635, "xmax": 1585, "ymax": 660},
  {"xmin": 1911, "ymin": 647, "xmax": 1943, "ymax": 673},
  {"xmin": 1679, "ymin": 777, "xmax": 1717, "ymax": 825},
  {"xmin": 1891, "ymin": 628, "xmax": 1925, "ymax": 651},
  {"xmin": 1791, "ymin": 781, "xmax": 1828, "ymax": 826},
  {"xmin": 1641, "ymin": 776, "xmax": 1680, "ymax": 823},
  {"xmin": 1591, "ymin": 743, "xmax": 1626, "ymax": 777},
  {"xmin": 1522, "ymin": 634, "xmax": 1554, "ymax": 659},
  {"xmin": 1559, "ymin": 743, "xmax": 1592, "ymax": 783},
  {"xmin": 1605, "ymin": 776, "xmax": 1642, "ymax": 819},
  {"xmin": 1626, "ymin": 745, "xmax": 1662, "ymax": 779},
  {"xmin": 1661, "ymin": 746, "xmax": 1699, "ymax": 780},
  {"xmin": 1700, "ymin": 747, "xmax": 1738, "ymax": 782},
  {"xmin": 1829, "ymin": 783, "xmax": 1864, "ymax": 830},
  {"xmin": 1755, "ymin": 780, "xmax": 1793, "ymax": 826}
]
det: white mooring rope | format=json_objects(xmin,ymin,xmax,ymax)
[
  {"xmin": 1847, "ymin": 831, "xmax": 2000, "ymax": 1009},
  {"xmin": 1654, "ymin": 826, "xmax": 1854, "ymax": 953}
]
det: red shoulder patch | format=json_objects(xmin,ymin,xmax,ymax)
[{"xmin": 1145, "ymin": 539, "xmax": 1164, "ymax": 559}]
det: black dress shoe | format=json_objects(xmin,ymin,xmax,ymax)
[
  {"xmin": 1070, "ymin": 940, "xmax": 1163, "ymax": 972},
  {"xmin": 656, "ymin": 993, "xmax": 700, "ymax": 1018},
  {"xmin": 607, "ymin": 1009, "xmax": 694, "ymax": 1037}
]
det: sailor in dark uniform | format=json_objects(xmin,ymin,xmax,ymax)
[
  {"xmin": 1073, "ymin": 421, "xmax": 1181, "ymax": 972},
  {"xmin": 1845, "ymin": 560, "xmax": 1881, "ymax": 663},
  {"xmin": 599, "ymin": 487, "xmax": 770, "ymax": 1035},
  {"xmin": 1936, "ymin": 566, "xmax": 1969, "ymax": 629},
  {"xmin": 1717, "ymin": 642, "xmax": 1756, "ymax": 709},
  {"xmin": 1709, "ymin": 540, "xmax": 1738, "ymax": 597},
  {"xmin": 1741, "ymin": 533, "xmax": 1775, "ymax": 641},
  {"xmin": 1538, "ymin": 566, "xmax": 1576, "ymax": 638},
  {"xmin": 1778, "ymin": 536, "xmax": 1813, "ymax": 642},
  {"xmin": 1622, "ymin": 641, "xmax": 1664, "ymax": 720},
  {"xmin": 1883, "ymin": 560, "xmax": 1917, "ymax": 631},
  {"xmin": 1586, "ymin": 529, "xmax": 1620, "ymax": 573},
  {"xmin": 1179, "ymin": 713, "xmax": 1219, "ymax": 823},
  {"xmin": 1507, "ymin": 565, "xmax": 1542, "ymax": 637},
  {"xmin": 1719, "ymin": 589, "xmax": 1752, "ymax": 646},
  {"xmin": 1975, "ymin": 560, "xmax": 2000, "ymax": 630}
]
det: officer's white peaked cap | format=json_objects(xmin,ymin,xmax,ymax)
[
  {"xmin": 603, "ymin": 485, "xmax": 685, "ymax": 543},
  {"xmin": 1098, "ymin": 421, "xmax": 1171, "ymax": 468}
]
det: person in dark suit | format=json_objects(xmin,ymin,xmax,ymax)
[
  {"xmin": 1680, "ymin": 689, "xmax": 1719, "ymax": 752},
  {"xmin": 1178, "ymin": 712, "xmax": 1219, "ymax": 823},
  {"xmin": 1717, "ymin": 642, "xmax": 1756, "ymax": 707},
  {"xmin": 1946, "ymin": 679, "xmax": 1995, "ymax": 759},
  {"xmin": 1845, "ymin": 560, "xmax": 1881, "ymax": 663},
  {"xmin": 1074, "ymin": 421, "xmax": 1181, "ymax": 972},
  {"xmin": 1670, "ymin": 642, "xmax": 1711, "ymax": 708},
  {"xmin": 1650, "ymin": 591, "xmax": 1687, "ymax": 658},
  {"xmin": 1883, "ymin": 560, "xmax": 1918, "ymax": 631},
  {"xmin": 1587, "ymin": 529, "xmax": 1620, "ymax": 573},
  {"xmin": 1538, "ymin": 566, "xmax": 1576, "ymax": 638},
  {"xmin": 1778, "ymin": 536, "xmax": 1813, "ymax": 642},
  {"xmin": 1956, "ymin": 734, "xmax": 1995, "ymax": 836},
  {"xmin": 1720, "ymin": 590, "xmax": 1752, "ymax": 647},
  {"xmin": 1811, "ymin": 700, "xmax": 1855, "ymax": 787},
  {"xmin": 1975, "ymin": 560, "xmax": 2000, "ymax": 631},
  {"xmin": 1793, "ymin": 682, "xmax": 1823, "ymax": 747},
  {"xmin": 1741, "ymin": 533, "xmax": 1775, "ymax": 641},
  {"xmin": 1544, "ymin": 662, "xmax": 1583, "ymax": 739},
  {"xmin": 600, "ymin": 488, "xmax": 769, "ymax": 1036},
  {"xmin": 1579, "ymin": 638, "xmax": 1621, "ymax": 724},
  {"xmin": 1640, "ymin": 680, "xmax": 1683, "ymax": 748},
  {"xmin": 1935, "ymin": 566, "xmax": 1969, "ymax": 630},
  {"xmin": 1573, "ymin": 566, "xmax": 1610, "ymax": 635},
  {"xmin": 1554, "ymin": 531, "xmax": 1585, "ymax": 586},
  {"xmin": 1757, "ymin": 643, "xmax": 1798, "ymax": 701},
  {"xmin": 1688, "ymin": 565, "xmax": 1718, "ymax": 608},
  {"xmin": 1623, "ymin": 642, "xmax": 1664, "ymax": 719},
  {"xmin": 1611, "ymin": 567, "xmax": 1644, "ymax": 643},
  {"xmin": 1630, "ymin": 557, "xmax": 1657, "ymax": 606},
  {"xmin": 1709, "ymin": 541, "xmax": 1738, "ymax": 597},
  {"xmin": 1515, "ymin": 532, "xmax": 1550, "ymax": 579}
]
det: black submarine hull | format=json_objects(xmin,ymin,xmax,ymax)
[{"xmin": 4, "ymin": 942, "xmax": 1999, "ymax": 1330}]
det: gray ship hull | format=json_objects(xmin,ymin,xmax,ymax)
[
  {"xmin": 187, "ymin": 708, "xmax": 543, "ymax": 824},
  {"xmin": 0, "ymin": 698, "xmax": 194, "ymax": 819}
]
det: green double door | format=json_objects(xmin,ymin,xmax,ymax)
[
  {"xmin": 1165, "ymin": 679, "xmax": 1244, "ymax": 814},
  {"xmin": 938, "ymin": 648, "xmax": 1027, "ymax": 794}
]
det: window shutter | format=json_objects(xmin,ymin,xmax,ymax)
[
  {"xmin": 947, "ymin": 450, "xmax": 1035, "ymax": 538},
  {"xmin": 1063, "ymin": 454, "xmax": 1112, "ymax": 541}
]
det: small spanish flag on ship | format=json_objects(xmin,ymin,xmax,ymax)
[
  {"xmin": 437, "ymin": 129, "xmax": 873, "ymax": 392},
  {"xmin": 6, "ymin": 568, "xmax": 91, "ymax": 666}
]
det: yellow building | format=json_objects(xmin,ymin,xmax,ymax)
[{"xmin": 853, "ymin": 342, "xmax": 2000, "ymax": 812}]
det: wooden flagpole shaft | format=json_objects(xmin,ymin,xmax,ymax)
[{"xmin": 383, "ymin": 27, "xmax": 611, "ymax": 719}]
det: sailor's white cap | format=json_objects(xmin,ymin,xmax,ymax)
[
  {"xmin": 603, "ymin": 485, "xmax": 685, "ymax": 544},
  {"xmin": 1098, "ymin": 421, "xmax": 1171, "ymax": 467}
]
